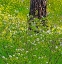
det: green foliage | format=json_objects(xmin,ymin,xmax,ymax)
[{"xmin": 0, "ymin": 0, "xmax": 62, "ymax": 64}]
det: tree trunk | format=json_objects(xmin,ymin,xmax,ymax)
[
  {"xmin": 29, "ymin": 0, "xmax": 46, "ymax": 18},
  {"xmin": 28, "ymin": 0, "xmax": 47, "ymax": 31}
]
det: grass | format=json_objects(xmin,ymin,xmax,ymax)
[{"xmin": 0, "ymin": 0, "xmax": 62, "ymax": 64}]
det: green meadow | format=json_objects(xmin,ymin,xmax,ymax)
[{"xmin": 0, "ymin": 0, "xmax": 62, "ymax": 64}]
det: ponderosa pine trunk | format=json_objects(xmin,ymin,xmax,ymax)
[
  {"xmin": 29, "ymin": 0, "xmax": 46, "ymax": 18},
  {"xmin": 28, "ymin": 0, "xmax": 47, "ymax": 31}
]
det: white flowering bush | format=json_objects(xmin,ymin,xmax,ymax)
[{"xmin": 0, "ymin": 0, "xmax": 62, "ymax": 64}]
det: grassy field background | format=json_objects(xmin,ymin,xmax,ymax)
[{"xmin": 0, "ymin": 0, "xmax": 62, "ymax": 64}]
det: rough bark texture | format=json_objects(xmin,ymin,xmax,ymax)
[
  {"xmin": 29, "ymin": 0, "xmax": 46, "ymax": 19},
  {"xmin": 28, "ymin": 0, "xmax": 47, "ymax": 31}
]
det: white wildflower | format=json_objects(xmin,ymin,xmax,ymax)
[
  {"xmin": 9, "ymin": 55, "xmax": 12, "ymax": 58},
  {"xmin": 2, "ymin": 56, "xmax": 5, "ymax": 59}
]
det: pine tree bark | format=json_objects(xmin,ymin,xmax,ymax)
[
  {"xmin": 28, "ymin": 0, "xmax": 47, "ymax": 31},
  {"xmin": 29, "ymin": 0, "xmax": 46, "ymax": 18}
]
